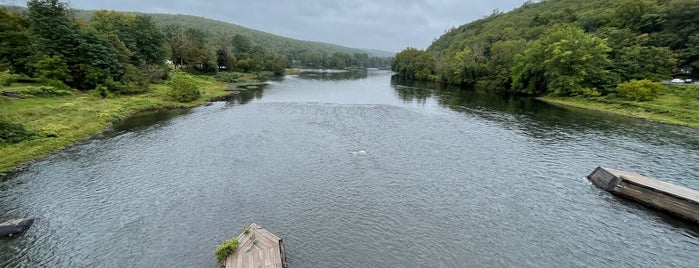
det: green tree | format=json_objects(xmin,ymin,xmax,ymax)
[
  {"xmin": 171, "ymin": 28, "xmax": 215, "ymax": 72},
  {"xmin": 680, "ymin": 34, "xmax": 699, "ymax": 77},
  {"xmin": 270, "ymin": 55, "xmax": 287, "ymax": 75},
  {"xmin": 392, "ymin": 47, "xmax": 434, "ymax": 80},
  {"xmin": 511, "ymin": 25, "xmax": 611, "ymax": 96},
  {"xmin": 27, "ymin": 0, "xmax": 81, "ymax": 59},
  {"xmin": 487, "ymin": 39, "xmax": 528, "ymax": 88},
  {"xmin": 613, "ymin": 45, "xmax": 675, "ymax": 82},
  {"xmin": 0, "ymin": 9, "xmax": 32, "ymax": 75},
  {"xmin": 231, "ymin": 34, "xmax": 252, "ymax": 56},
  {"xmin": 31, "ymin": 54, "xmax": 70, "ymax": 82}
]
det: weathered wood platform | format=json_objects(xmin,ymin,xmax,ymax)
[
  {"xmin": 0, "ymin": 217, "xmax": 34, "ymax": 237},
  {"xmin": 223, "ymin": 223, "xmax": 287, "ymax": 268},
  {"xmin": 587, "ymin": 167, "xmax": 699, "ymax": 223}
]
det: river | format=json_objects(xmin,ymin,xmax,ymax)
[{"xmin": 1, "ymin": 70, "xmax": 698, "ymax": 267}]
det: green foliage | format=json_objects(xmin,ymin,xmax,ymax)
[
  {"xmin": 680, "ymin": 34, "xmax": 699, "ymax": 76},
  {"xmin": 270, "ymin": 55, "xmax": 287, "ymax": 75},
  {"xmin": 25, "ymin": 85, "xmax": 73, "ymax": 97},
  {"xmin": 0, "ymin": 70, "xmax": 12, "ymax": 87},
  {"xmin": 616, "ymin": 79, "xmax": 666, "ymax": 101},
  {"xmin": 511, "ymin": 25, "xmax": 610, "ymax": 96},
  {"xmin": 31, "ymin": 55, "xmax": 70, "ymax": 82},
  {"xmin": 418, "ymin": 0, "xmax": 696, "ymax": 95},
  {"xmin": 0, "ymin": 8, "xmax": 32, "ymax": 75},
  {"xmin": 27, "ymin": 0, "xmax": 81, "ymax": 59},
  {"xmin": 214, "ymin": 72, "xmax": 240, "ymax": 83},
  {"xmin": 392, "ymin": 48, "xmax": 434, "ymax": 81},
  {"xmin": 118, "ymin": 64, "xmax": 150, "ymax": 94},
  {"xmin": 214, "ymin": 238, "xmax": 239, "ymax": 263},
  {"xmin": 168, "ymin": 71, "xmax": 201, "ymax": 102},
  {"xmin": 612, "ymin": 45, "xmax": 675, "ymax": 82},
  {"xmin": 90, "ymin": 11, "xmax": 167, "ymax": 66},
  {"xmin": 0, "ymin": 119, "xmax": 38, "ymax": 145}
]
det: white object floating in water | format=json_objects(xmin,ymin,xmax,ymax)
[{"xmin": 352, "ymin": 150, "xmax": 368, "ymax": 156}]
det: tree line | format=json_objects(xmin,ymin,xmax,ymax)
[
  {"xmin": 391, "ymin": 0, "xmax": 698, "ymax": 97},
  {"xmin": 0, "ymin": 0, "xmax": 391, "ymax": 93}
]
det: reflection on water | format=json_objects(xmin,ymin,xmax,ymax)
[{"xmin": 299, "ymin": 69, "xmax": 368, "ymax": 80}]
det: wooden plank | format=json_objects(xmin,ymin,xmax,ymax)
[
  {"xmin": 607, "ymin": 168, "xmax": 699, "ymax": 202},
  {"xmin": 223, "ymin": 223, "xmax": 286, "ymax": 268},
  {"xmin": 616, "ymin": 181, "xmax": 699, "ymax": 223},
  {"xmin": 587, "ymin": 167, "xmax": 699, "ymax": 223}
]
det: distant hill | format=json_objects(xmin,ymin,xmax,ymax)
[
  {"xmin": 70, "ymin": 10, "xmax": 394, "ymax": 57},
  {"xmin": 1, "ymin": 5, "xmax": 394, "ymax": 57}
]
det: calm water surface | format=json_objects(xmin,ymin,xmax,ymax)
[{"xmin": 1, "ymin": 70, "xmax": 698, "ymax": 267}]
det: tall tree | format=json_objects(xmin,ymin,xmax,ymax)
[
  {"xmin": 27, "ymin": 0, "xmax": 81, "ymax": 59},
  {"xmin": 0, "ymin": 8, "xmax": 31, "ymax": 74},
  {"xmin": 511, "ymin": 25, "xmax": 611, "ymax": 96}
]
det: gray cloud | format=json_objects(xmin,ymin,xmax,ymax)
[{"xmin": 64, "ymin": 0, "xmax": 526, "ymax": 52}]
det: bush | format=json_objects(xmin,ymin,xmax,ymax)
[
  {"xmin": 0, "ymin": 119, "xmax": 38, "ymax": 144},
  {"xmin": 168, "ymin": 72, "xmax": 201, "ymax": 102},
  {"xmin": 0, "ymin": 70, "xmax": 13, "ymax": 87},
  {"xmin": 140, "ymin": 64, "xmax": 168, "ymax": 83},
  {"xmin": 214, "ymin": 238, "xmax": 238, "ymax": 263},
  {"xmin": 215, "ymin": 72, "xmax": 240, "ymax": 83},
  {"xmin": 25, "ymin": 84, "xmax": 73, "ymax": 97},
  {"xmin": 616, "ymin": 79, "xmax": 665, "ymax": 101},
  {"xmin": 118, "ymin": 65, "xmax": 149, "ymax": 94}
]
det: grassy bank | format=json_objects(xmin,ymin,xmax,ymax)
[
  {"xmin": 539, "ymin": 85, "xmax": 699, "ymax": 129},
  {"xmin": 0, "ymin": 74, "xmax": 249, "ymax": 173}
]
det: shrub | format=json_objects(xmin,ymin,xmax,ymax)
[
  {"xmin": 140, "ymin": 64, "xmax": 168, "ymax": 83},
  {"xmin": 118, "ymin": 64, "xmax": 149, "ymax": 94},
  {"xmin": 215, "ymin": 72, "xmax": 240, "ymax": 83},
  {"xmin": 0, "ymin": 119, "xmax": 38, "ymax": 144},
  {"xmin": 168, "ymin": 72, "xmax": 200, "ymax": 102},
  {"xmin": 214, "ymin": 238, "xmax": 238, "ymax": 263},
  {"xmin": 580, "ymin": 87, "xmax": 601, "ymax": 97},
  {"xmin": 616, "ymin": 79, "xmax": 665, "ymax": 101},
  {"xmin": 0, "ymin": 70, "xmax": 13, "ymax": 87},
  {"xmin": 25, "ymin": 84, "xmax": 73, "ymax": 97}
]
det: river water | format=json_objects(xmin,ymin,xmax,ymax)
[{"xmin": 1, "ymin": 70, "xmax": 698, "ymax": 267}]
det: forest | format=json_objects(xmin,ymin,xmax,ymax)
[
  {"xmin": 391, "ymin": 0, "xmax": 698, "ymax": 98},
  {"xmin": 0, "ymin": 0, "xmax": 392, "ymax": 93}
]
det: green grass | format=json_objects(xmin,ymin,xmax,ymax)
[
  {"xmin": 0, "ymin": 75, "xmax": 234, "ymax": 173},
  {"xmin": 539, "ymin": 85, "xmax": 699, "ymax": 128}
]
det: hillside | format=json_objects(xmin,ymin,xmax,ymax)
[
  {"xmin": 2, "ymin": 5, "xmax": 394, "ymax": 58},
  {"xmin": 71, "ymin": 10, "xmax": 394, "ymax": 57},
  {"xmin": 393, "ymin": 0, "xmax": 698, "ymax": 95}
]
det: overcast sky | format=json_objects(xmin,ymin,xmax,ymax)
[{"xmin": 33, "ymin": 0, "xmax": 525, "ymax": 52}]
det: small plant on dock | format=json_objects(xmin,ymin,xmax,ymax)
[
  {"xmin": 215, "ymin": 237, "xmax": 239, "ymax": 263},
  {"xmin": 243, "ymin": 225, "xmax": 251, "ymax": 234}
]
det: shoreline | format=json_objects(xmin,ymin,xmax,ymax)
[
  {"xmin": 0, "ymin": 75, "xmax": 258, "ymax": 175},
  {"xmin": 538, "ymin": 96, "xmax": 699, "ymax": 129}
]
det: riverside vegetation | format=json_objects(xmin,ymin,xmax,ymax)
[
  {"xmin": 391, "ymin": 0, "xmax": 699, "ymax": 127},
  {"xmin": 0, "ymin": 0, "xmax": 392, "ymax": 173}
]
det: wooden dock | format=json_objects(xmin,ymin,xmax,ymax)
[
  {"xmin": 587, "ymin": 167, "xmax": 699, "ymax": 223},
  {"xmin": 223, "ymin": 223, "xmax": 288, "ymax": 268}
]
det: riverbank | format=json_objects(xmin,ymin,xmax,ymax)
[
  {"xmin": 539, "ymin": 85, "xmax": 699, "ymax": 129},
  {"xmin": 0, "ymin": 74, "xmax": 256, "ymax": 174}
]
